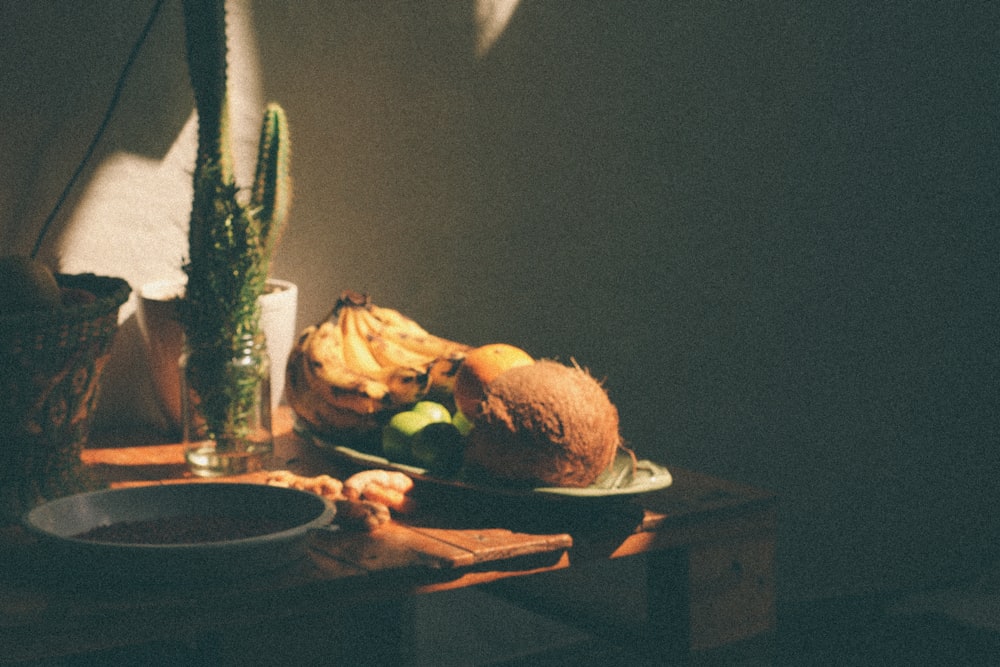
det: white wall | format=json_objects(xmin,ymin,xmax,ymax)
[{"xmin": 3, "ymin": 1, "xmax": 998, "ymax": 603}]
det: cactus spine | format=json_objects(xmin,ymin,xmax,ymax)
[
  {"xmin": 179, "ymin": 0, "xmax": 291, "ymax": 447},
  {"xmin": 251, "ymin": 104, "xmax": 292, "ymax": 271}
]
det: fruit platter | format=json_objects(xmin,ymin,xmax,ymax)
[
  {"xmin": 303, "ymin": 423, "xmax": 673, "ymax": 500},
  {"xmin": 286, "ymin": 291, "xmax": 672, "ymax": 500}
]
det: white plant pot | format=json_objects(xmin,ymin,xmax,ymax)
[{"xmin": 135, "ymin": 278, "xmax": 298, "ymax": 432}]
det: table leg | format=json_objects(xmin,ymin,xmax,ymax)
[{"xmin": 647, "ymin": 547, "xmax": 692, "ymax": 660}]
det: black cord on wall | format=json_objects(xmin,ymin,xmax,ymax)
[{"xmin": 31, "ymin": 0, "xmax": 167, "ymax": 259}]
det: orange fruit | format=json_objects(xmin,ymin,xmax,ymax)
[{"xmin": 453, "ymin": 343, "xmax": 534, "ymax": 419}]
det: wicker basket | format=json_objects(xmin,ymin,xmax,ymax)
[{"xmin": 0, "ymin": 273, "xmax": 131, "ymax": 522}]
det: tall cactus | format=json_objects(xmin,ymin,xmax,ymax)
[
  {"xmin": 179, "ymin": 0, "xmax": 291, "ymax": 447},
  {"xmin": 251, "ymin": 104, "xmax": 292, "ymax": 274},
  {"xmin": 181, "ymin": 0, "xmax": 232, "ymax": 185}
]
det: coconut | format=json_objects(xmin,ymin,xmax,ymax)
[{"xmin": 464, "ymin": 359, "xmax": 621, "ymax": 487}]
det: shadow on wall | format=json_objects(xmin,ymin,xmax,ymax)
[
  {"xmin": 8, "ymin": 0, "xmax": 523, "ymax": 434},
  {"xmin": 252, "ymin": 0, "xmax": 1000, "ymax": 604},
  {"xmin": 2, "ymin": 0, "xmax": 998, "ymax": 607}
]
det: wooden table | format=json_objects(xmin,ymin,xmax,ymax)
[{"xmin": 0, "ymin": 408, "xmax": 776, "ymax": 664}]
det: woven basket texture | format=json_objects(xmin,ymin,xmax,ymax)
[{"xmin": 0, "ymin": 273, "xmax": 131, "ymax": 521}]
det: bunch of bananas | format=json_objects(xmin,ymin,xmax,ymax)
[{"xmin": 286, "ymin": 291, "xmax": 471, "ymax": 442}]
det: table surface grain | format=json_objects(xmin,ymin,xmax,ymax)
[{"xmin": 0, "ymin": 407, "xmax": 776, "ymax": 661}]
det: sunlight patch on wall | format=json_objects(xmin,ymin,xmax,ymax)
[
  {"xmin": 476, "ymin": 0, "xmax": 520, "ymax": 56},
  {"xmin": 56, "ymin": 0, "xmax": 263, "ymax": 323},
  {"xmin": 53, "ymin": 0, "xmax": 264, "ymax": 430},
  {"xmin": 56, "ymin": 116, "xmax": 197, "ymax": 313}
]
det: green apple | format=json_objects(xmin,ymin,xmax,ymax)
[
  {"xmin": 411, "ymin": 400, "xmax": 452, "ymax": 424},
  {"xmin": 0, "ymin": 255, "xmax": 62, "ymax": 313},
  {"xmin": 452, "ymin": 409, "xmax": 475, "ymax": 436},
  {"xmin": 411, "ymin": 421, "xmax": 464, "ymax": 475},
  {"xmin": 381, "ymin": 410, "xmax": 433, "ymax": 462}
]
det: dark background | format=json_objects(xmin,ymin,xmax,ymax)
[{"xmin": 2, "ymin": 0, "xmax": 997, "ymax": 607}]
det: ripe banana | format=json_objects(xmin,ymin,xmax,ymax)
[
  {"xmin": 285, "ymin": 290, "xmax": 471, "ymax": 441},
  {"xmin": 285, "ymin": 345, "xmax": 384, "ymax": 434}
]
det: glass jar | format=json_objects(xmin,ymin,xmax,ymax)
[{"xmin": 181, "ymin": 332, "xmax": 273, "ymax": 477}]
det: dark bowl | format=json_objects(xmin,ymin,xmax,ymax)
[{"xmin": 23, "ymin": 483, "xmax": 335, "ymax": 584}]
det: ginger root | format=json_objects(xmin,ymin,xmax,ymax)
[
  {"xmin": 266, "ymin": 470, "xmax": 343, "ymax": 499},
  {"xmin": 264, "ymin": 469, "xmax": 415, "ymax": 532},
  {"xmin": 342, "ymin": 469, "xmax": 417, "ymax": 513},
  {"xmin": 334, "ymin": 498, "xmax": 392, "ymax": 532}
]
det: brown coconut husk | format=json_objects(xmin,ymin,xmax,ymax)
[{"xmin": 464, "ymin": 359, "xmax": 621, "ymax": 488}]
